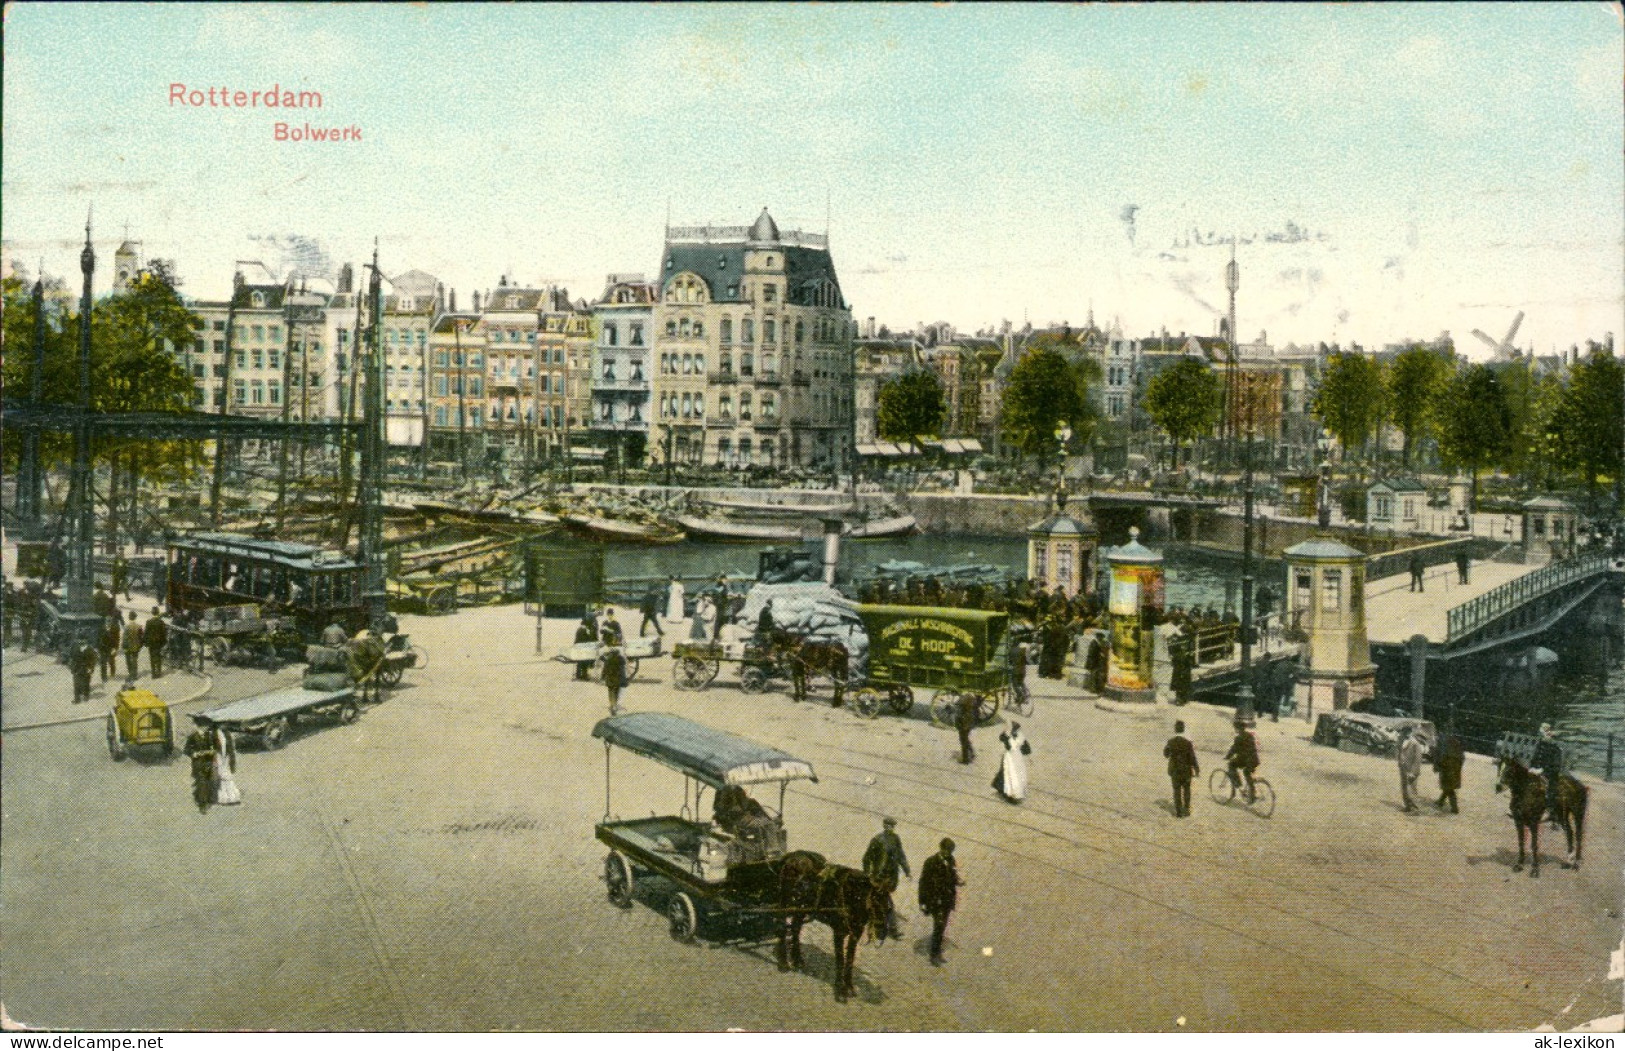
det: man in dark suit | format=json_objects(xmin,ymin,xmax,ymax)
[
  {"xmin": 144, "ymin": 608, "xmax": 169, "ymax": 679},
  {"xmin": 1164, "ymin": 720, "xmax": 1199, "ymax": 817},
  {"xmin": 918, "ymin": 838, "xmax": 963, "ymax": 966},
  {"xmin": 862, "ymin": 817, "xmax": 911, "ymax": 941}
]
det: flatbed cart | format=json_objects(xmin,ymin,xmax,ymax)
[
  {"xmin": 669, "ymin": 637, "xmax": 793, "ymax": 693},
  {"xmin": 554, "ymin": 635, "xmax": 662, "ymax": 681},
  {"xmin": 591, "ymin": 711, "xmax": 818, "ymax": 942},
  {"xmin": 192, "ymin": 684, "xmax": 361, "ymax": 750}
]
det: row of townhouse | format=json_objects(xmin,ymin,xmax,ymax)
[{"xmin": 156, "ymin": 209, "xmax": 857, "ymax": 473}]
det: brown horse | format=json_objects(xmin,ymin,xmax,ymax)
[
  {"xmin": 788, "ymin": 638, "xmax": 849, "ymax": 708},
  {"xmin": 776, "ymin": 849, "xmax": 890, "ymax": 1002},
  {"xmin": 1494, "ymin": 756, "xmax": 1589, "ymax": 877}
]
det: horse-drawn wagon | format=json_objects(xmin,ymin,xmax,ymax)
[
  {"xmin": 593, "ymin": 712, "xmax": 816, "ymax": 939},
  {"xmin": 847, "ymin": 605, "xmax": 1021, "ymax": 724},
  {"xmin": 592, "ymin": 712, "xmax": 888, "ymax": 1000},
  {"xmin": 670, "ymin": 636, "xmax": 792, "ymax": 693}
]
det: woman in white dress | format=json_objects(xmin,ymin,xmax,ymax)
[
  {"xmin": 666, "ymin": 575, "xmax": 686, "ymax": 623},
  {"xmin": 689, "ymin": 595, "xmax": 712, "ymax": 642},
  {"xmin": 212, "ymin": 727, "xmax": 242, "ymax": 806},
  {"xmin": 993, "ymin": 722, "xmax": 1031, "ymax": 804}
]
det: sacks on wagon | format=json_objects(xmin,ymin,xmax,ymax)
[
  {"xmin": 305, "ymin": 645, "xmax": 349, "ymax": 672},
  {"xmin": 302, "ymin": 671, "xmax": 354, "ymax": 692}
]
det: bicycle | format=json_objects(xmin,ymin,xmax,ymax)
[
  {"xmin": 1209, "ymin": 766, "xmax": 1275, "ymax": 818},
  {"xmin": 1005, "ymin": 679, "xmax": 1033, "ymax": 717}
]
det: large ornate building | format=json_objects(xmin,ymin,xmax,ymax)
[{"xmin": 651, "ymin": 209, "xmax": 855, "ymax": 471}]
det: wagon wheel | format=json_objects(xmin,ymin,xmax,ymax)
[
  {"xmin": 886, "ymin": 684, "xmax": 915, "ymax": 716},
  {"xmin": 667, "ymin": 891, "xmax": 698, "ymax": 942},
  {"xmin": 106, "ymin": 713, "xmax": 126, "ymax": 762},
  {"xmin": 972, "ymin": 690, "xmax": 1001, "ymax": 726},
  {"xmin": 209, "ymin": 637, "xmax": 230, "ymax": 663},
  {"xmin": 337, "ymin": 699, "xmax": 360, "ymax": 725},
  {"xmin": 261, "ymin": 717, "xmax": 289, "ymax": 750},
  {"xmin": 1006, "ymin": 682, "xmax": 1034, "ymax": 717},
  {"xmin": 929, "ymin": 689, "xmax": 962, "ymax": 729},
  {"xmin": 852, "ymin": 687, "xmax": 884, "ymax": 719},
  {"xmin": 378, "ymin": 662, "xmax": 404, "ymax": 688},
  {"xmin": 604, "ymin": 851, "xmax": 634, "ymax": 908},
  {"xmin": 740, "ymin": 666, "xmax": 769, "ymax": 693},
  {"xmin": 429, "ymin": 589, "xmax": 457, "ymax": 615},
  {"xmin": 675, "ymin": 656, "xmax": 718, "ymax": 690},
  {"xmin": 408, "ymin": 645, "xmax": 429, "ymax": 671}
]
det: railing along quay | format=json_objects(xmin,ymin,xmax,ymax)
[{"xmin": 1444, "ymin": 552, "xmax": 1611, "ymax": 643}]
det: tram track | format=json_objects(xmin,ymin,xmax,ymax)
[
  {"xmin": 793, "ymin": 765, "xmax": 1521, "ymax": 1030},
  {"xmin": 764, "ymin": 728, "xmax": 1587, "ymax": 1026},
  {"xmin": 799, "ymin": 734, "xmax": 1605, "ymax": 958}
]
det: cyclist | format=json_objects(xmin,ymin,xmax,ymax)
[{"xmin": 1224, "ymin": 718, "xmax": 1260, "ymax": 803}]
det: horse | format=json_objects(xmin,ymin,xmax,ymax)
[
  {"xmin": 1494, "ymin": 756, "xmax": 1589, "ymax": 877},
  {"xmin": 788, "ymin": 638, "xmax": 849, "ymax": 708},
  {"xmin": 775, "ymin": 849, "xmax": 891, "ymax": 1002}
]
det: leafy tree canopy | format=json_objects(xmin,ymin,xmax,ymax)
[
  {"xmin": 999, "ymin": 347, "xmax": 1089, "ymax": 464},
  {"xmin": 1385, "ymin": 345, "xmax": 1452, "ymax": 467},
  {"xmin": 877, "ymin": 368, "xmax": 946, "ymax": 442},
  {"xmin": 1143, "ymin": 357, "xmax": 1222, "ymax": 459},
  {"xmin": 1312, "ymin": 352, "xmax": 1387, "ymax": 458}
]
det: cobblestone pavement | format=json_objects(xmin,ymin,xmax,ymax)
[{"xmin": 3, "ymin": 603, "xmax": 1620, "ymax": 1031}]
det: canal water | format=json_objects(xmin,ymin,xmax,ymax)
[{"xmin": 602, "ymin": 535, "xmax": 1621, "ymax": 778}]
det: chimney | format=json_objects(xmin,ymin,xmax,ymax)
[
  {"xmin": 436, "ymin": 281, "xmax": 445, "ymax": 312},
  {"xmin": 449, "ymin": 288, "xmax": 457, "ymax": 312},
  {"xmin": 337, "ymin": 263, "xmax": 353, "ymax": 294},
  {"xmin": 472, "ymin": 290, "xmax": 481, "ymax": 313},
  {"xmin": 866, "ymin": 316, "xmax": 876, "ymax": 338}
]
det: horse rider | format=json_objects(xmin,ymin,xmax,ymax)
[
  {"xmin": 862, "ymin": 817, "xmax": 911, "ymax": 941},
  {"xmin": 1224, "ymin": 719, "xmax": 1260, "ymax": 803},
  {"xmin": 1531, "ymin": 723, "xmax": 1565, "ymax": 827}
]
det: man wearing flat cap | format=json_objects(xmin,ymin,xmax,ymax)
[{"xmin": 863, "ymin": 816, "xmax": 911, "ymax": 941}]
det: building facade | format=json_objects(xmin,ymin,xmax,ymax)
[
  {"xmin": 652, "ymin": 209, "xmax": 855, "ymax": 471},
  {"xmin": 590, "ymin": 274, "xmax": 655, "ymax": 465}
]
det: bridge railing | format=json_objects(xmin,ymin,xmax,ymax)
[{"xmin": 1444, "ymin": 552, "xmax": 1610, "ymax": 643}]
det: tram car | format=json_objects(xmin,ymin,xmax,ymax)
[{"xmin": 165, "ymin": 532, "xmax": 369, "ymax": 642}]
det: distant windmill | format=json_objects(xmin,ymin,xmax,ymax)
[{"xmin": 1471, "ymin": 310, "xmax": 1525, "ymax": 360}]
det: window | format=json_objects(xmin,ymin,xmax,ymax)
[
  {"xmin": 740, "ymin": 392, "xmax": 752, "ymax": 421},
  {"xmin": 763, "ymin": 284, "xmax": 776, "ymax": 303},
  {"xmin": 269, "ymin": 326, "xmax": 281, "ymax": 343},
  {"xmin": 470, "ymin": 377, "xmax": 482, "ymax": 396},
  {"xmin": 1322, "ymin": 569, "xmax": 1342, "ymax": 612},
  {"xmin": 436, "ymin": 377, "xmax": 448, "ymax": 396},
  {"xmin": 682, "ymin": 354, "xmax": 693, "ymax": 375},
  {"xmin": 742, "ymin": 318, "xmax": 755, "ymax": 344},
  {"xmin": 602, "ymin": 361, "xmax": 616, "ymax": 381},
  {"xmin": 193, "ymin": 363, "xmax": 205, "ymax": 378},
  {"xmin": 251, "ymin": 292, "xmax": 265, "ymax": 307},
  {"xmin": 212, "ymin": 320, "xmax": 226, "ymax": 332},
  {"xmin": 269, "ymin": 350, "xmax": 280, "ymax": 370},
  {"xmin": 681, "ymin": 393, "xmax": 693, "ymax": 418},
  {"xmin": 720, "ymin": 318, "xmax": 733, "ymax": 344},
  {"xmin": 762, "ymin": 394, "xmax": 776, "ymax": 419},
  {"xmin": 764, "ymin": 320, "xmax": 776, "ymax": 344},
  {"xmin": 194, "ymin": 339, "xmax": 206, "ymax": 355},
  {"xmin": 680, "ymin": 318, "xmax": 692, "ymax": 338},
  {"xmin": 250, "ymin": 380, "xmax": 264, "ymax": 405},
  {"xmin": 741, "ymin": 352, "xmax": 754, "ymax": 377},
  {"xmin": 268, "ymin": 381, "xmax": 281, "ymax": 405},
  {"xmin": 666, "ymin": 320, "xmax": 677, "ymax": 337},
  {"xmin": 435, "ymin": 406, "xmax": 447, "ymax": 426},
  {"xmin": 553, "ymin": 349, "xmax": 564, "ymax": 365},
  {"xmin": 236, "ymin": 350, "xmax": 247, "ymax": 369},
  {"xmin": 605, "ymin": 323, "xmax": 618, "ymax": 347},
  {"xmin": 694, "ymin": 321, "xmax": 704, "ymax": 337},
  {"xmin": 631, "ymin": 323, "xmax": 644, "ymax": 346},
  {"xmin": 214, "ymin": 340, "xmax": 225, "ymax": 354},
  {"xmin": 630, "ymin": 360, "xmax": 644, "ymax": 382}
]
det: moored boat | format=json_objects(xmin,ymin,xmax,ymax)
[
  {"xmin": 843, "ymin": 514, "xmax": 918, "ymax": 539},
  {"xmin": 670, "ymin": 514, "xmax": 808, "ymax": 543},
  {"xmin": 563, "ymin": 513, "xmax": 686, "ymax": 544}
]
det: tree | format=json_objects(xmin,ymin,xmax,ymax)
[
  {"xmin": 1552, "ymin": 350, "xmax": 1625, "ymax": 510},
  {"xmin": 1495, "ymin": 359, "xmax": 1563, "ymax": 491},
  {"xmin": 998, "ymin": 347, "xmax": 1088, "ymax": 467},
  {"xmin": 1142, "ymin": 357, "xmax": 1221, "ymax": 470},
  {"xmin": 876, "ymin": 368, "xmax": 946, "ymax": 442},
  {"xmin": 1385, "ymin": 345, "xmax": 1451, "ymax": 468},
  {"xmin": 1438, "ymin": 363, "xmax": 1513, "ymax": 511},
  {"xmin": 1312, "ymin": 352, "xmax": 1387, "ymax": 461}
]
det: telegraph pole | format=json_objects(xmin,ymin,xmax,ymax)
[
  {"xmin": 1230, "ymin": 244, "xmax": 1257, "ymax": 722},
  {"xmin": 358, "ymin": 246, "xmax": 388, "ymax": 630},
  {"xmin": 65, "ymin": 215, "xmax": 97, "ymax": 616},
  {"xmin": 454, "ymin": 319, "xmax": 468, "ymax": 484},
  {"xmin": 209, "ymin": 270, "xmax": 244, "ymax": 527}
]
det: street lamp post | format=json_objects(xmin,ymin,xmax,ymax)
[{"xmin": 1317, "ymin": 435, "xmax": 1333, "ymax": 528}]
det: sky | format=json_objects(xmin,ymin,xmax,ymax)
[{"xmin": 3, "ymin": 2, "xmax": 1621, "ymax": 356}]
